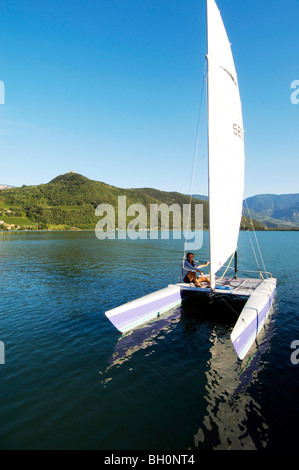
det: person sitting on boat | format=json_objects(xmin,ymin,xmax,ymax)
[{"xmin": 182, "ymin": 252, "xmax": 210, "ymax": 287}]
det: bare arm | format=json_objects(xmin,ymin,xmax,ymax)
[{"xmin": 196, "ymin": 261, "xmax": 210, "ymax": 274}]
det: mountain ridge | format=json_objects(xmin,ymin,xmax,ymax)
[
  {"xmin": 193, "ymin": 193, "xmax": 299, "ymax": 228},
  {"xmin": 0, "ymin": 173, "xmax": 297, "ymax": 231},
  {"xmin": 243, "ymin": 193, "xmax": 299, "ymax": 227}
]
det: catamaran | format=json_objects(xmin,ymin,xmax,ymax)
[{"xmin": 105, "ymin": 0, "xmax": 277, "ymax": 361}]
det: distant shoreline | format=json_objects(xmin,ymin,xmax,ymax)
[{"xmin": 1, "ymin": 228, "xmax": 298, "ymax": 234}]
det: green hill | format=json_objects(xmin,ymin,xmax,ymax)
[{"xmin": 0, "ymin": 172, "xmax": 267, "ymax": 231}]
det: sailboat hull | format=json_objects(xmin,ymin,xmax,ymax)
[
  {"xmin": 230, "ymin": 278, "xmax": 277, "ymax": 360},
  {"xmin": 105, "ymin": 277, "xmax": 277, "ymax": 361},
  {"xmin": 105, "ymin": 284, "xmax": 183, "ymax": 334}
]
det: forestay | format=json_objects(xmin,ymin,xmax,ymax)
[{"xmin": 207, "ymin": 0, "xmax": 245, "ymax": 289}]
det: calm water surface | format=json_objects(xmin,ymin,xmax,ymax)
[{"xmin": 0, "ymin": 231, "xmax": 298, "ymax": 450}]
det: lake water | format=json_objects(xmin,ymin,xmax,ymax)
[{"xmin": 0, "ymin": 230, "xmax": 298, "ymax": 450}]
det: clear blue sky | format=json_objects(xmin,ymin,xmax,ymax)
[{"xmin": 0, "ymin": 0, "xmax": 298, "ymax": 197}]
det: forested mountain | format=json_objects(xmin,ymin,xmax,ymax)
[{"xmin": 0, "ymin": 172, "xmax": 281, "ymax": 231}]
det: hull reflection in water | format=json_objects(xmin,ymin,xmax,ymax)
[
  {"xmin": 101, "ymin": 293, "xmax": 245, "ymax": 384},
  {"xmin": 100, "ymin": 304, "xmax": 183, "ymax": 385},
  {"xmin": 100, "ymin": 292, "xmax": 277, "ymax": 450},
  {"xmin": 104, "ymin": 292, "xmax": 243, "ymax": 374},
  {"xmin": 188, "ymin": 300, "xmax": 278, "ymax": 450}
]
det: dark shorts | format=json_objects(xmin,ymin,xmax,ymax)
[{"xmin": 183, "ymin": 276, "xmax": 192, "ymax": 284}]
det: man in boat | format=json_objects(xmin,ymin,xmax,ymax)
[{"xmin": 182, "ymin": 252, "xmax": 210, "ymax": 287}]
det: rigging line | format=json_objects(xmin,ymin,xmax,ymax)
[
  {"xmin": 217, "ymin": 251, "xmax": 235, "ymax": 282},
  {"xmin": 219, "ymin": 266, "xmax": 273, "ymax": 276},
  {"xmin": 247, "ymin": 229, "xmax": 264, "ymax": 280},
  {"xmin": 213, "ymin": 294, "xmax": 242, "ymax": 317},
  {"xmin": 183, "ymin": 58, "xmax": 208, "ymax": 265},
  {"xmin": 244, "ymin": 199, "xmax": 268, "ymax": 277}
]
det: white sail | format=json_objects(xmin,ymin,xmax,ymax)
[{"xmin": 207, "ymin": 0, "xmax": 245, "ymax": 289}]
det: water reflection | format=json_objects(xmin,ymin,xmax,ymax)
[
  {"xmin": 100, "ymin": 305, "xmax": 182, "ymax": 385},
  {"xmin": 191, "ymin": 301, "xmax": 277, "ymax": 450},
  {"xmin": 0, "ymin": 231, "xmax": 292, "ymax": 449},
  {"xmin": 100, "ymin": 287, "xmax": 277, "ymax": 449}
]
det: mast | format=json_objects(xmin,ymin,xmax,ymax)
[
  {"xmin": 206, "ymin": 0, "xmax": 215, "ymax": 290},
  {"xmin": 234, "ymin": 251, "xmax": 238, "ymax": 279}
]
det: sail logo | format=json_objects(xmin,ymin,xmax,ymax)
[
  {"xmin": 290, "ymin": 80, "xmax": 299, "ymax": 105},
  {"xmin": 233, "ymin": 124, "xmax": 244, "ymax": 140},
  {"xmin": 0, "ymin": 81, "xmax": 4, "ymax": 104},
  {"xmin": 95, "ymin": 196, "xmax": 204, "ymax": 250},
  {"xmin": 0, "ymin": 341, "xmax": 5, "ymax": 365}
]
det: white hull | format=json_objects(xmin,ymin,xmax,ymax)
[
  {"xmin": 105, "ymin": 284, "xmax": 182, "ymax": 334},
  {"xmin": 105, "ymin": 276, "xmax": 277, "ymax": 360},
  {"xmin": 230, "ymin": 277, "xmax": 277, "ymax": 360}
]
